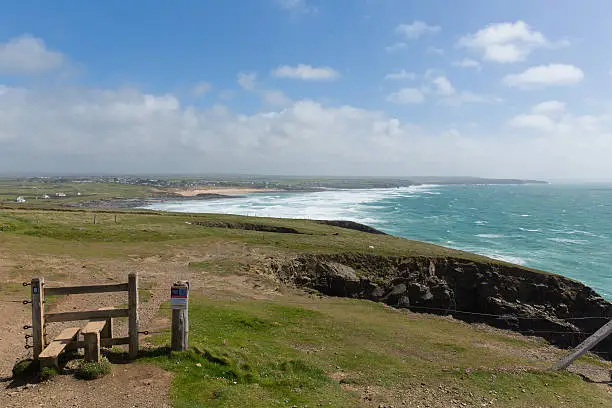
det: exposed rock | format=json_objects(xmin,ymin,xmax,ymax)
[
  {"xmin": 192, "ymin": 221, "xmax": 304, "ymax": 234},
  {"xmin": 271, "ymin": 253, "xmax": 612, "ymax": 359},
  {"xmin": 316, "ymin": 220, "xmax": 387, "ymax": 235}
]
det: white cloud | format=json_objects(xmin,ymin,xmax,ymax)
[
  {"xmin": 509, "ymin": 100, "xmax": 603, "ymax": 135},
  {"xmin": 439, "ymin": 91, "xmax": 502, "ymax": 106},
  {"xmin": 272, "ymin": 64, "xmax": 340, "ymax": 80},
  {"xmin": 426, "ymin": 46, "xmax": 444, "ymax": 55},
  {"xmin": 432, "ymin": 76, "xmax": 455, "ymax": 95},
  {"xmin": 192, "ymin": 82, "xmax": 212, "ymax": 97},
  {"xmin": 452, "ymin": 58, "xmax": 481, "ymax": 69},
  {"xmin": 2, "ymin": 84, "xmax": 612, "ymax": 178},
  {"xmin": 509, "ymin": 100, "xmax": 565, "ymax": 131},
  {"xmin": 385, "ymin": 42, "xmax": 407, "ymax": 53},
  {"xmin": 384, "ymin": 70, "xmax": 416, "ymax": 80},
  {"xmin": 458, "ymin": 21, "xmax": 566, "ymax": 63},
  {"xmin": 0, "ymin": 35, "xmax": 64, "ymax": 74},
  {"xmin": 237, "ymin": 72, "xmax": 258, "ymax": 90},
  {"xmin": 532, "ymin": 100, "xmax": 565, "ymax": 116},
  {"xmin": 386, "ymin": 88, "xmax": 425, "ymax": 104},
  {"xmin": 509, "ymin": 114, "xmax": 556, "ymax": 131},
  {"xmin": 262, "ymin": 89, "xmax": 292, "ymax": 107},
  {"xmin": 503, "ymin": 64, "xmax": 584, "ymax": 88},
  {"xmin": 395, "ymin": 21, "xmax": 440, "ymax": 39},
  {"xmin": 277, "ymin": 0, "xmax": 315, "ymax": 14},
  {"xmin": 219, "ymin": 90, "xmax": 235, "ymax": 100}
]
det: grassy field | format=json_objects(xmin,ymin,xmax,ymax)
[
  {"xmin": 141, "ymin": 296, "xmax": 611, "ymax": 407},
  {"xmin": 0, "ymin": 178, "xmax": 155, "ymax": 205},
  {"xmin": 0, "ymin": 207, "xmax": 610, "ymax": 407},
  {"xmin": 0, "ymin": 208, "xmax": 537, "ymax": 267}
]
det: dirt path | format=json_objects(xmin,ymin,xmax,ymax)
[
  {"xmin": 3, "ymin": 363, "xmax": 172, "ymax": 408},
  {"xmin": 0, "ymin": 241, "xmax": 278, "ymax": 407},
  {"xmin": 1, "ymin": 240, "xmax": 610, "ymax": 407}
]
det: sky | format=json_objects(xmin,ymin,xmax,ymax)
[{"xmin": 1, "ymin": 0, "xmax": 612, "ymax": 179}]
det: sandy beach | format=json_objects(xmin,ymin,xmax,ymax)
[{"xmin": 170, "ymin": 188, "xmax": 281, "ymax": 196}]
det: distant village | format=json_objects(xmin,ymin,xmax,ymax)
[{"xmin": 15, "ymin": 191, "xmax": 81, "ymax": 203}]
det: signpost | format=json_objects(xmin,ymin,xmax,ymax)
[
  {"xmin": 171, "ymin": 285, "xmax": 189, "ymax": 309},
  {"xmin": 171, "ymin": 281, "xmax": 189, "ymax": 351}
]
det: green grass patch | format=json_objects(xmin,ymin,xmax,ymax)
[
  {"xmin": 139, "ymin": 289, "xmax": 153, "ymax": 303},
  {"xmin": 40, "ymin": 366, "xmax": 59, "ymax": 381},
  {"xmin": 142, "ymin": 296, "xmax": 612, "ymax": 407},
  {"xmin": 74, "ymin": 357, "xmax": 112, "ymax": 380},
  {"xmin": 12, "ymin": 359, "xmax": 38, "ymax": 379}
]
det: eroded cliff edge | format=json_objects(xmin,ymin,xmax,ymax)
[{"xmin": 270, "ymin": 253, "xmax": 612, "ymax": 358}]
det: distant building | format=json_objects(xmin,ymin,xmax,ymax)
[
  {"xmin": 42, "ymin": 195, "xmax": 50, "ymax": 199},
  {"xmin": 55, "ymin": 192, "xmax": 67, "ymax": 197},
  {"xmin": 16, "ymin": 196, "xmax": 26, "ymax": 203},
  {"xmin": 77, "ymin": 192, "xmax": 82, "ymax": 196}
]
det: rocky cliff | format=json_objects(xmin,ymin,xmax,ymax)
[{"xmin": 270, "ymin": 253, "xmax": 612, "ymax": 358}]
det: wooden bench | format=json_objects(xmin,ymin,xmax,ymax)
[
  {"xmin": 39, "ymin": 327, "xmax": 80, "ymax": 368},
  {"xmin": 81, "ymin": 307, "xmax": 114, "ymax": 362}
]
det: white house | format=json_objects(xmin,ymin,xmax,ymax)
[
  {"xmin": 55, "ymin": 192, "xmax": 67, "ymax": 197},
  {"xmin": 16, "ymin": 196, "xmax": 26, "ymax": 203},
  {"xmin": 42, "ymin": 195, "xmax": 50, "ymax": 199}
]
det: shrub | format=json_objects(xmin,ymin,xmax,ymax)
[
  {"xmin": 12, "ymin": 359, "xmax": 38, "ymax": 379},
  {"xmin": 40, "ymin": 366, "xmax": 59, "ymax": 381},
  {"xmin": 74, "ymin": 357, "xmax": 112, "ymax": 380}
]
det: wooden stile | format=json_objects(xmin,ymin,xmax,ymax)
[
  {"xmin": 45, "ymin": 283, "xmax": 128, "ymax": 296},
  {"xmin": 29, "ymin": 273, "xmax": 141, "ymax": 370},
  {"xmin": 46, "ymin": 308, "xmax": 129, "ymax": 323},
  {"xmin": 128, "ymin": 273, "xmax": 139, "ymax": 359},
  {"xmin": 31, "ymin": 277, "xmax": 45, "ymax": 360},
  {"xmin": 39, "ymin": 327, "xmax": 80, "ymax": 368}
]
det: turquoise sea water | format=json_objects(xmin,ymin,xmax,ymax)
[{"xmin": 145, "ymin": 184, "xmax": 612, "ymax": 299}]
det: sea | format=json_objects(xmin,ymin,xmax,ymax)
[{"xmin": 144, "ymin": 184, "xmax": 612, "ymax": 299}]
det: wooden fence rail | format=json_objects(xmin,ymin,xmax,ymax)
[{"xmin": 30, "ymin": 273, "xmax": 139, "ymax": 366}]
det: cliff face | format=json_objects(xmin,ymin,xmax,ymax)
[{"xmin": 271, "ymin": 253, "xmax": 612, "ymax": 358}]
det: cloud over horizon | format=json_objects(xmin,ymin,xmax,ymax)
[{"xmin": 1, "ymin": 2, "xmax": 611, "ymax": 180}]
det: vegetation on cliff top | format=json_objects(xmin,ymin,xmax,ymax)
[{"xmin": 1, "ymin": 207, "xmax": 610, "ymax": 406}]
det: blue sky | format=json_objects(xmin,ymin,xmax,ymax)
[{"xmin": 1, "ymin": 0, "xmax": 611, "ymax": 178}]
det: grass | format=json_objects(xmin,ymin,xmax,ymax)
[
  {"xmin": 74, "ymin": 357, "xmax": 112, "ymax": 380},
  {"xmin": 40, "ymin": 366, "xmax": 59, "ymax": 381},
  {"xmin": 140, "ymin": 295, "xmax": 612, "ymax": 407},
  {"xmin": 1, "ymin": 206, "xmax": 610, "ymax": 406},
  {"xmin": 12, "ymin": 359, "xmax": 38, "ymax": 379},
  {"xmin": 0, "ymin": 208, "xmax": 545, "ymax": 272},
  {"xmin": 0, "ymin": 179, "xmax": 154, "ymax": 205}
]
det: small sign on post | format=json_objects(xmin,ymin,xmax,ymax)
[
  {"xmin": 171, "ymin": 284, "xmax": 189, "ymax": 310},
  {"xmin": 171, "ymin": 281, "xmax": 189, "ymax": 351}
]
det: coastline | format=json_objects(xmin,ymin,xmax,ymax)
[{"xmin": 167, "ymin": 187, "xmax": 285, "ymax": 196}]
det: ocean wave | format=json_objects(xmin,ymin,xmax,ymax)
[
  {"xmin": 475, "ymin": 234, "xmax": 505, "ymax": 239},
  {"xmin": 519, "ymin": 227, "xmax": 540, "ymax": 232},
  {"xmin": 481, "ymin": 253, "xmax": 528, "ymax": 265},
  {"xmin": 547, "ymin": 237, "xmax": 589, "ymax": 245},
  {"xmin": 474, "ymin": 220, "xmax": 488, "ymax": 225},
  {"xmin": 550, "ymin": 229, "xmax": 597, "ymax": 236}
]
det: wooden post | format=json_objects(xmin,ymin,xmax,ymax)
[
  {"xmin": 84, "ymin": 331, "xmax": 101, "ymax": 362},
  {"xmin": 128, "ymin": 273, "xmax": 139, "ymax": 359},
  {"xmin": 31, "ymin": 277, "xmax": 45, "ymax": 360},
  {"xmin": 93, "ymin": 214, "xmax": 96, "ymax": 224},
  {"xmin": 171, "ymin": 281, "xmax": 189, "ymax": 351},
  {"xmin": 552, "ymin": 319, "xmax": 612, "ymax": 370},
  {"xmin": 114, "ymin": 214, "xmax": 117, "ymax": 224},
  {"xmin": 101, "ymin": 316, "xmax": 113, "ymax": 339}
]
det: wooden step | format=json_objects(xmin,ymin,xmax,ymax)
[
  {"xmin": 39, "ymin": 327, "xmax": 80, "ymax": 368},
  {"xmin": 82, "ymin": 320, "xmax": 108, "ymax": 334}
]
